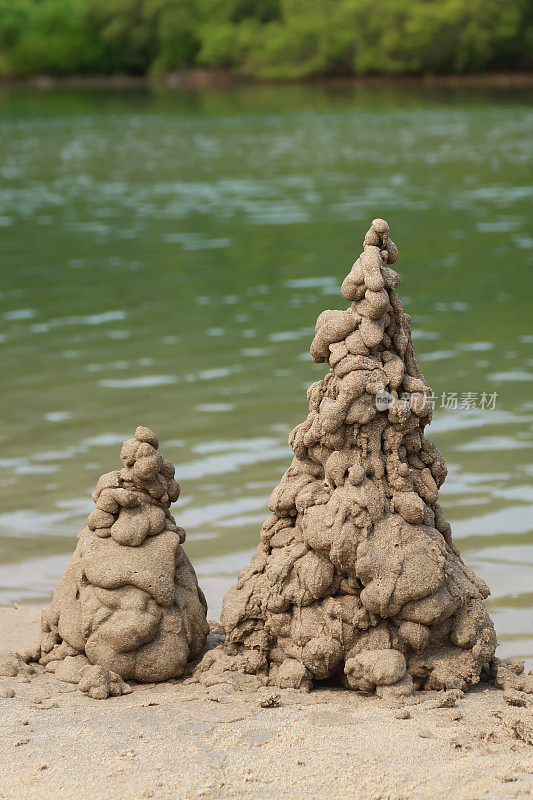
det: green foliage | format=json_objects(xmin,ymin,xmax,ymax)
[
  {"xmin": 199, "ymin": 0, "xmax": 531, "ymax": 78},
  {"xmin": 0, "ymin": 0, "xmax": 530, "ymax": 78},
  {"xmin": 90, "ymin": 0, "xmax": 202, "ymax": 74},
  {"xmin": 0, "ymin": 0, "xmax": 107, "ymax": 76}
]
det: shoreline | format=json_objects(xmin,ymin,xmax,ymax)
[
  {"xmin": 0, "ymin": 71, "xmax": 532, "ymax": 91},
  {"xmin": 1, "ymin": 606, "xmax": 531, "ymax": 800}
]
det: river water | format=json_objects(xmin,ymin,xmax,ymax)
[{"xmin": 0, "ymin": 84, "xmax": 531, "ymax": 665}]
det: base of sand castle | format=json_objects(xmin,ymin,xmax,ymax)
[{"xmin": 0, "ymin": 607, "xmax": 532, "ymax": 800}]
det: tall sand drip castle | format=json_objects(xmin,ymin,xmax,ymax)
[
  {"xmin": 38, "ymin": 427, "xmax": 209, "ymax": 697},
  {"xmin": 204, "ymin": 218, "xmax": 497, "ymax": 695}
]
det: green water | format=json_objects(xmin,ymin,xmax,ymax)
[{"xmin": 0, "ymin": 84, "xmax": 531, "ymax": 665}]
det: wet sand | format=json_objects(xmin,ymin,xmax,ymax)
[{"xmin": 0, "ymin": 607, "xmax": 531, "ymax": 800}]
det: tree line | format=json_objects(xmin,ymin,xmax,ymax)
[{"xmin": 0, "ymin": 0, "xmax": 530, "ymax": 79}]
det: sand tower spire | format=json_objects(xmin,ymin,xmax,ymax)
[{"xmin": 200, "ymin": 219, "xmax": 497, "ymax": 696}]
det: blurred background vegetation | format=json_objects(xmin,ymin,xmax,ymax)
[{"xmin": 0, "ymin": 0, "xmax": 531, "ymax": 79}]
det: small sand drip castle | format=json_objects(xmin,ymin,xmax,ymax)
[
  {"xmin": 199, "ymin": 219, "xmax": 497, "ymax": 696},
  {"xmin": 38, "ymin": 427, "xmax": 209, "ymax": 698}
]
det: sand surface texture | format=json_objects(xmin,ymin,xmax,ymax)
[{"xmin": 0, "ymin": 607, "xmax": 531, "ymax": 800}]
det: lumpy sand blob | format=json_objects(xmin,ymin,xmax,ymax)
[{"xmin": 37, "ymin": 427, "xmax": 209, "ymax": 697}]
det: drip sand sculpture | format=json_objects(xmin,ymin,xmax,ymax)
[
  {"xmin": 32, "ymin": 427, "xmax": 209, "ymax": 698},
  {"xmin": 2, "ymin": 220, "xmax": 531, "ymax": 707},
  {"xmin": 198, "ymin": 219, "xmax": 500, "ymax": 697}
]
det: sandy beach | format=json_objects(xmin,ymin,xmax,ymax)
[{"xmin": 0, "ymin": 606, "xmax": 531, "ymax": 800}]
